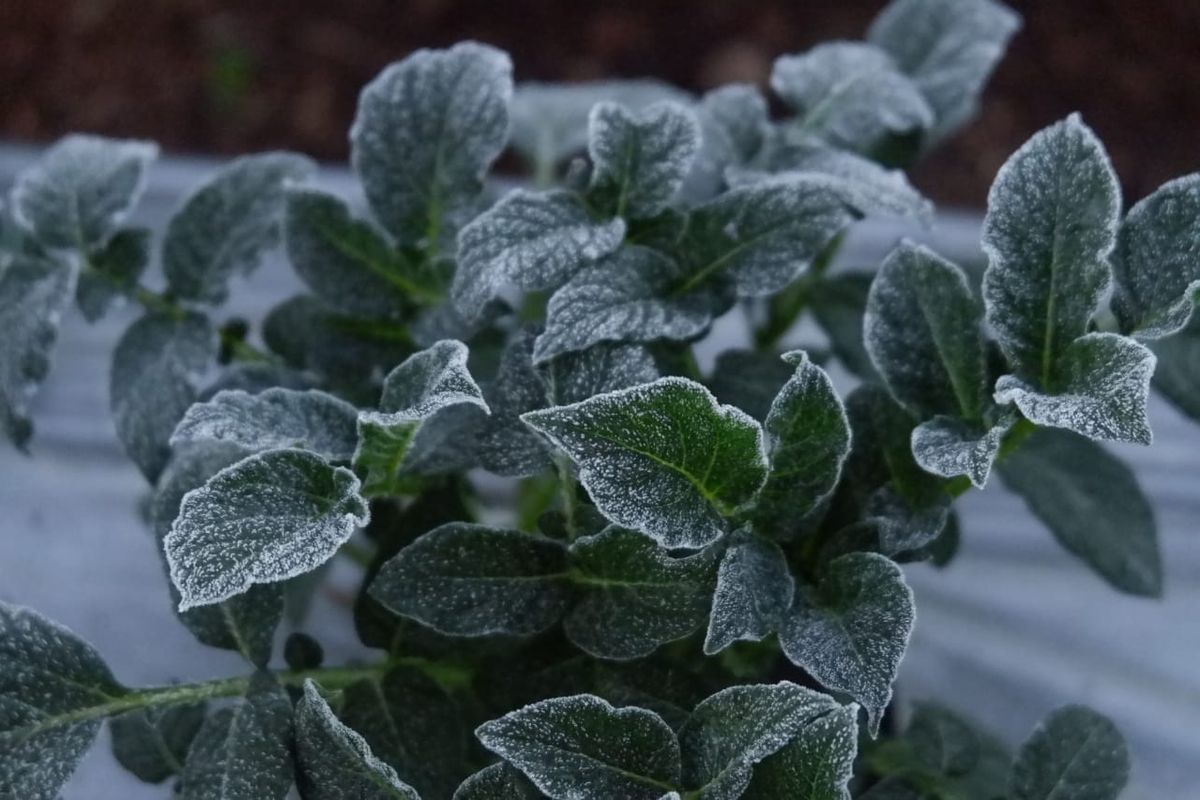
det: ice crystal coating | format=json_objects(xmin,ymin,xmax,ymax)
[
  {"xmin": 12, "ymin": 134, "xmax": 157, "ymax": 249},
  {"xmin": 453, "ymin": 763, "xmax": 542, "ymax": 799},
  {"xmin": 911, "ymin": 413, "xmax": 1012, "ymax": 488},
  {"xmin": 1010, "ymin": 706, "xmax": 1129, "ymax": 800},
  {"xmin": 110, "ymin": 311, "xmax": 216, "ymax": 481},
  {"xmin": 295, "ymin": 680, "xmax": 420, "ymax": 799},
  {"xmin": 742, "ymin": 704, "xmax": 858, "ymax": 800},
  {"xmin": 993, "ymin": 333, "xmax": 1155, "ymax": 445},
  {"xmin": 865, "ymin": 241, "xmax": 986, "ymax": 419},
  {"xmin": 163, "ymin": 153, "xmax": 315, "ymax": 303},
  {"xmin": 686, "ymin": 84, "xmax": 770, "ymax": 199},
  {"xmin": 587, "ymin": 101, "xmax": 701, "ymax": 218},
  {"xmin": 351, "ymin": 42, "xmax": 512, "ymax": 245},
  {"xmin": 522, "ymin": 377, "xmax": 768, "ymax": 549},
  {"xmin": 452, "ymin": 189, "xmax": 626, "ymax": 317},
  {"xmin": 704, "ymin": 536, "xmax": 794, "ymax": 654},
  {"xmin": 165, "ymin": 448, "xmax": 370, "ymax": 609},
  {"xmin": 999, "ymin": 428, "xmax": 1161, "ymax": 596},
  {"xmin": 170, "ymin": 387, "xmax": 359, "ymax": 462},
  {"xmin": 780, "ymin": 552, "xmax": 915, "ymax": 735},
  {"xmin": 476, "ymin": 695, "xmax": 681, "ymax": 800},
  {"xmin": 982, "ymin": 114, "xmax": 1120, "ymax": 384}
]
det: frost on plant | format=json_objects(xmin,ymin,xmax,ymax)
[{"xmin": 4, "ymin": 2, "xmax": 1189, "ymax": 797}]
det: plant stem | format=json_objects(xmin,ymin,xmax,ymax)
[
  {"xmin": 754, "ymin": 232, "xmax": 844, "ymax": 351},
  {"xmin": 555, "ymin": 454, "xmax": 581, "ymax": 540}
]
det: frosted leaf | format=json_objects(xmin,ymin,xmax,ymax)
[
  {"xmin": 285, "ymin": 188, "xmax": 424, "ymax": 320},
  {"xmin": 510, "ymin": 80, "xmax": 692, "ymax": 171},
  {"xmin": 165, "ymin": 448, "xmax": 370, "ymax": 609},
  {"xmin": 351, "ymin": 42, "xmax": 512, "ymax": 245},
  {"xmin": 706, "ymin": 349, "xmax": 794, "ymax": 422},
  {"xmin": 868, "ymin": 0, "xmax": 1021, "ymax": 141},
  {"xmin": 994, "ymin": 333, "xmax": 1155, "ymax": 445},
  {"xmin": 1150, "ymin": 313, "xmax": 1200, "ymax": 423},
  {"xmin": 0, "ymin": 603, "xmax": 124, "ymax": 800},
  {"xmin": 999, "ymin": 428, "xmax": 1161, "ymax": 596},
  {"xmin": 171, "ymin": 388, "xmax": 359, "ymax": 462},
  {"xmin": 678, "ymin": 682, "xmax": 841, "ymax": 799},
  {"xmin": 703, "ymin": 536, "xmax": 794, "ymax": 655},
  {"xmin": 743, "ymin": 704, "xmax": 858, "ymax": 800},
  {"xmin": 779, "ymin": 552, "xmax": 915, "ymax": 735},
  {"xmin": 1010, "ymin": 706, "xmax": 1129, "ymax": 800},
  {"xmin": 753, "ymin": 351, "xmax": 851, "ymax": 539},
  {"xmin": 354, "ymin": 339, "xmax": 489, "ymax": 496},
  {"xmin": 12, "ymin": 134, "xmax": 156, "ymax": 249},
  {"xmin": 479, "ymin": 332, "xmax": 659, "ymax": 476},
  {"xmin": 452, "ymin": 189, "xmax": 626, "ymax": 317},
  {"xmin": 522, "ymin": 377, "xmax": 768, "ymax": 549},
  {"xmin": 475, "ymin": 694, "xmax": 681, "ymax": 800},
  {"xmin": 111, "ymin": 311, "xmax": 216, "ymax": 482},
  {"xmin": 295, "ymin": 680, "xmax": 420, "ymax": 799},
  {"xmin": 841, "ymin": 386, "xmax": 945, "ymax": 510},
  {"xmin": 1112, "ymin": 173, "xmax": 1200, "ymax": 338},
  {"xmin": 75, "ymin": 227, "xmax": 150, "ymax": 322},
  {"xmin": 565, "ymin": 526, "xmax": 718, "ymax": 660},
  {"xmin": 163, "ymin": 153, "xmax": 315, "ymax": 304},
  {"xmin": 587, "ymin": 101, "xmax": 701, "ymax": 219},
  {"xmin": 0, "ymin": 250, "xmax": 74, "ymax": 449},
  {"xmin": 770, "ymin": 43, "xmax": 933, "ymax": 154},
  {"xmin": 911, "ymin": 414, "xmax": 1012, "ymax": 488},
  {"xmin": 679, "ymin": 179, "xmax": 859, "ymax": 298},
  {"xmin": 176, "ymin": 676, "xmax": 293, "ymax": 800},
  {"xmin": 110, "ymin": 703, "xmax": 205, "ymax": 785},
  {"xmin": 865, "ymin": 241, "xmax": 987, "ymax": 418},
  {"xmin": 684, "ymin": 85, "xmax": 770, "ymax": 200},
  {"xmin": 864, "ymin": 485, "xmax": 950, "ymax": 557},
  {"xmin": 812, "ymin": 272, "xmax": 879, "ymax": 379},
  {"xmin": 453, "ymin": 763, "xmax": 542, "ymax": 799},
  {"xmin": 370, "ymin": 523, "xmax": 571, "ymax": 637},
  {"xmin": 731, "ymin": 142, "xmax": 932, "ymax": 222},
  {"xmin": 151, "ymin": 441, "xmax": 284, "ymax": 666},
  {"xmin": 982, "ymin": 114, "xmax": 1120, "ymax": 384},
  {"xmin": 535, "ymin": 246, "xmax": 721, "ymax": 363},
  {"xmin": 338, "ymin": 668, "xmax": 466, "ymax": 798}
]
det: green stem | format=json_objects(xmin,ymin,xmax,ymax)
[
  {"xmin": 754, "ymin": 232, "xmax": 844, "ymax": 351},
  {"xmin": 555, "ymin": 454, "xmax": 581, "ymax": 540}
]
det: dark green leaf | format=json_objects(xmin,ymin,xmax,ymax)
[
  {"xmin": 998, "ymin": 427, "xmax": 1161, "ymax": 596},
  {"xmin": 566, "ymin": 526, "xmax": 717, "ymax": 659},
  {"xmin": 163, "ymin": 153, "xmax": 315, "ymax": 303},
  {"xmin": 0, "ymin": 603, "xmax": 125, "ymax": 800},
  {"xmin": 704, "ymin": 536, "xmax": 794, "ymax": 655},
  {"xmin": 476, "ymin": 694, "xmax": 681, "ymax": 800},
  {"xmin": 706, "ymin": 349, "xmax": 794, "ymax": 422},
  {"xmin": 110, "ymin": 703, "xmax": 205, "ymax": 784},
  {"xmin": 453, "ymin": 763, "xmax": 543, "ymax": 799},
  {"xmin": 111, "ymin": 311, "xmax": 216, "ymax": 481},
  {"xmin": 780, "ymin": 553, "xmax": 915, "ymax": 734},
  {"xmin": 905, "ymin": 702, "xmax": 981, "ymax": 776},
  {"xmin": 1010, "ymin": 705, "xmax": 1129, "ymax": 800},
  {"xmin": 76, "ymin": 227, "xmax": 150, "ymax": 322},
  {"xmin": 351, "ymin": 42, "xmax": 512, "ymax": 245},
  {"xmin": 523, "ymin": 377, "xmax": 768, "ymax": 549},
  {"xmin": 371, "ymin": 523, "xmax": 571, "ymax": 636},
  {"xmin": 742, "ymin": 704, "xmax": 858, "ymax": 800},
  {"xmin": 165, "ymin": 448, "xmax": 370, "ymax": 609},
  {"xmin": 1150, "ymin": 312, "xmax": 1200, "ymax": 422},
  {"xmin": 295, "ymin": 680, "xmax": 420, "ymax": 799},
  {"xmin": 811, "ymin": 271, "xmax": 879, "ymax": 380}
]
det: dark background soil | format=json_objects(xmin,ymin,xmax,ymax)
[{"xmin": 3, "ymin": 0, "xmax": 1198, "ymax": 208}]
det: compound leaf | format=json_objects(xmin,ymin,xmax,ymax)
[
  {"xmin": 351, "ymin": 42, "xmax": 512, "ymax": 246},
  {"xmin": 476, "ymin": 695, "xmax": 681, "ymax": 800},
  {"xmin": 780, "ymin": 552, "xmax": 915, "ymax": 735},
  {"xmin": 370, "ymin": 523, "xmax": 571, "ymax": 637},
  {"xmin": 982, "ymin": 114, "xmax": 1120, "ymax": 385},
  {"xmin": 704, "ymin": 536, "xmax": 794, "ymax": 655},
  {"xmin": 993, "ymin": 333, "xmax": 1155, "ymax": 445},
  {"xmin": 522, "ymin": 377, "xmax": 767, "ymax": 549},
  {"xmin": 163, "ymin": 152, "xmax": 315, "ymax": 303},
  {"xmin": 295, "ymin": 680, "xmax": 420, "ymax": 799},
  {"xmin": 452, "ymin": 189, "xmax": 626, "ymax": 317},
  {"xmin": 587, "ymin": 101, "xmax": 701, "ymax": 219},
  {"xmin": 1112, "ymin": 173, "xmax": 1200, "ymax": 338},
  {"xmin": 743, "ymin": 704, "xmax": 858, "ymax": 800},
  {"xmin": 12, "ymin": 134, "xmax": 156, "ymax": 250},
  {"xmin": 0, "ymin": 603, "xmax": 125, "ymax": 800},
  {"xmin": 998, "ymin": 427, "xmax": 1161, "ymax": 596},
  {"xmin": 865, "ymin": 241, "xmax": 987, "ymax": 419},
  {"xmin": 165, "ymin": 448, "xmax": 370, "ymax": 609},
  {"xmin": 678, "ymin": 682, "xmax": 842, "ymax": 799},
  {"xmin": 566, "ymin": 526, "xmax": 717, "ymax": 660},
  {"xmin": 171, "ymin": 388, "xmax": 359, "ymax": 462},
  {"xmin": 1010, "ymin": 706, "xmax": 1129, "ymax": 800},
  {"xmin": 111, "ymin": 311, "xmax": 216, "ymax": 482}
]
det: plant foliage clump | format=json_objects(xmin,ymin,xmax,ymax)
[{"xmin": 7, "ymin": 0, "xmax": 1197, "ymax": 797}]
